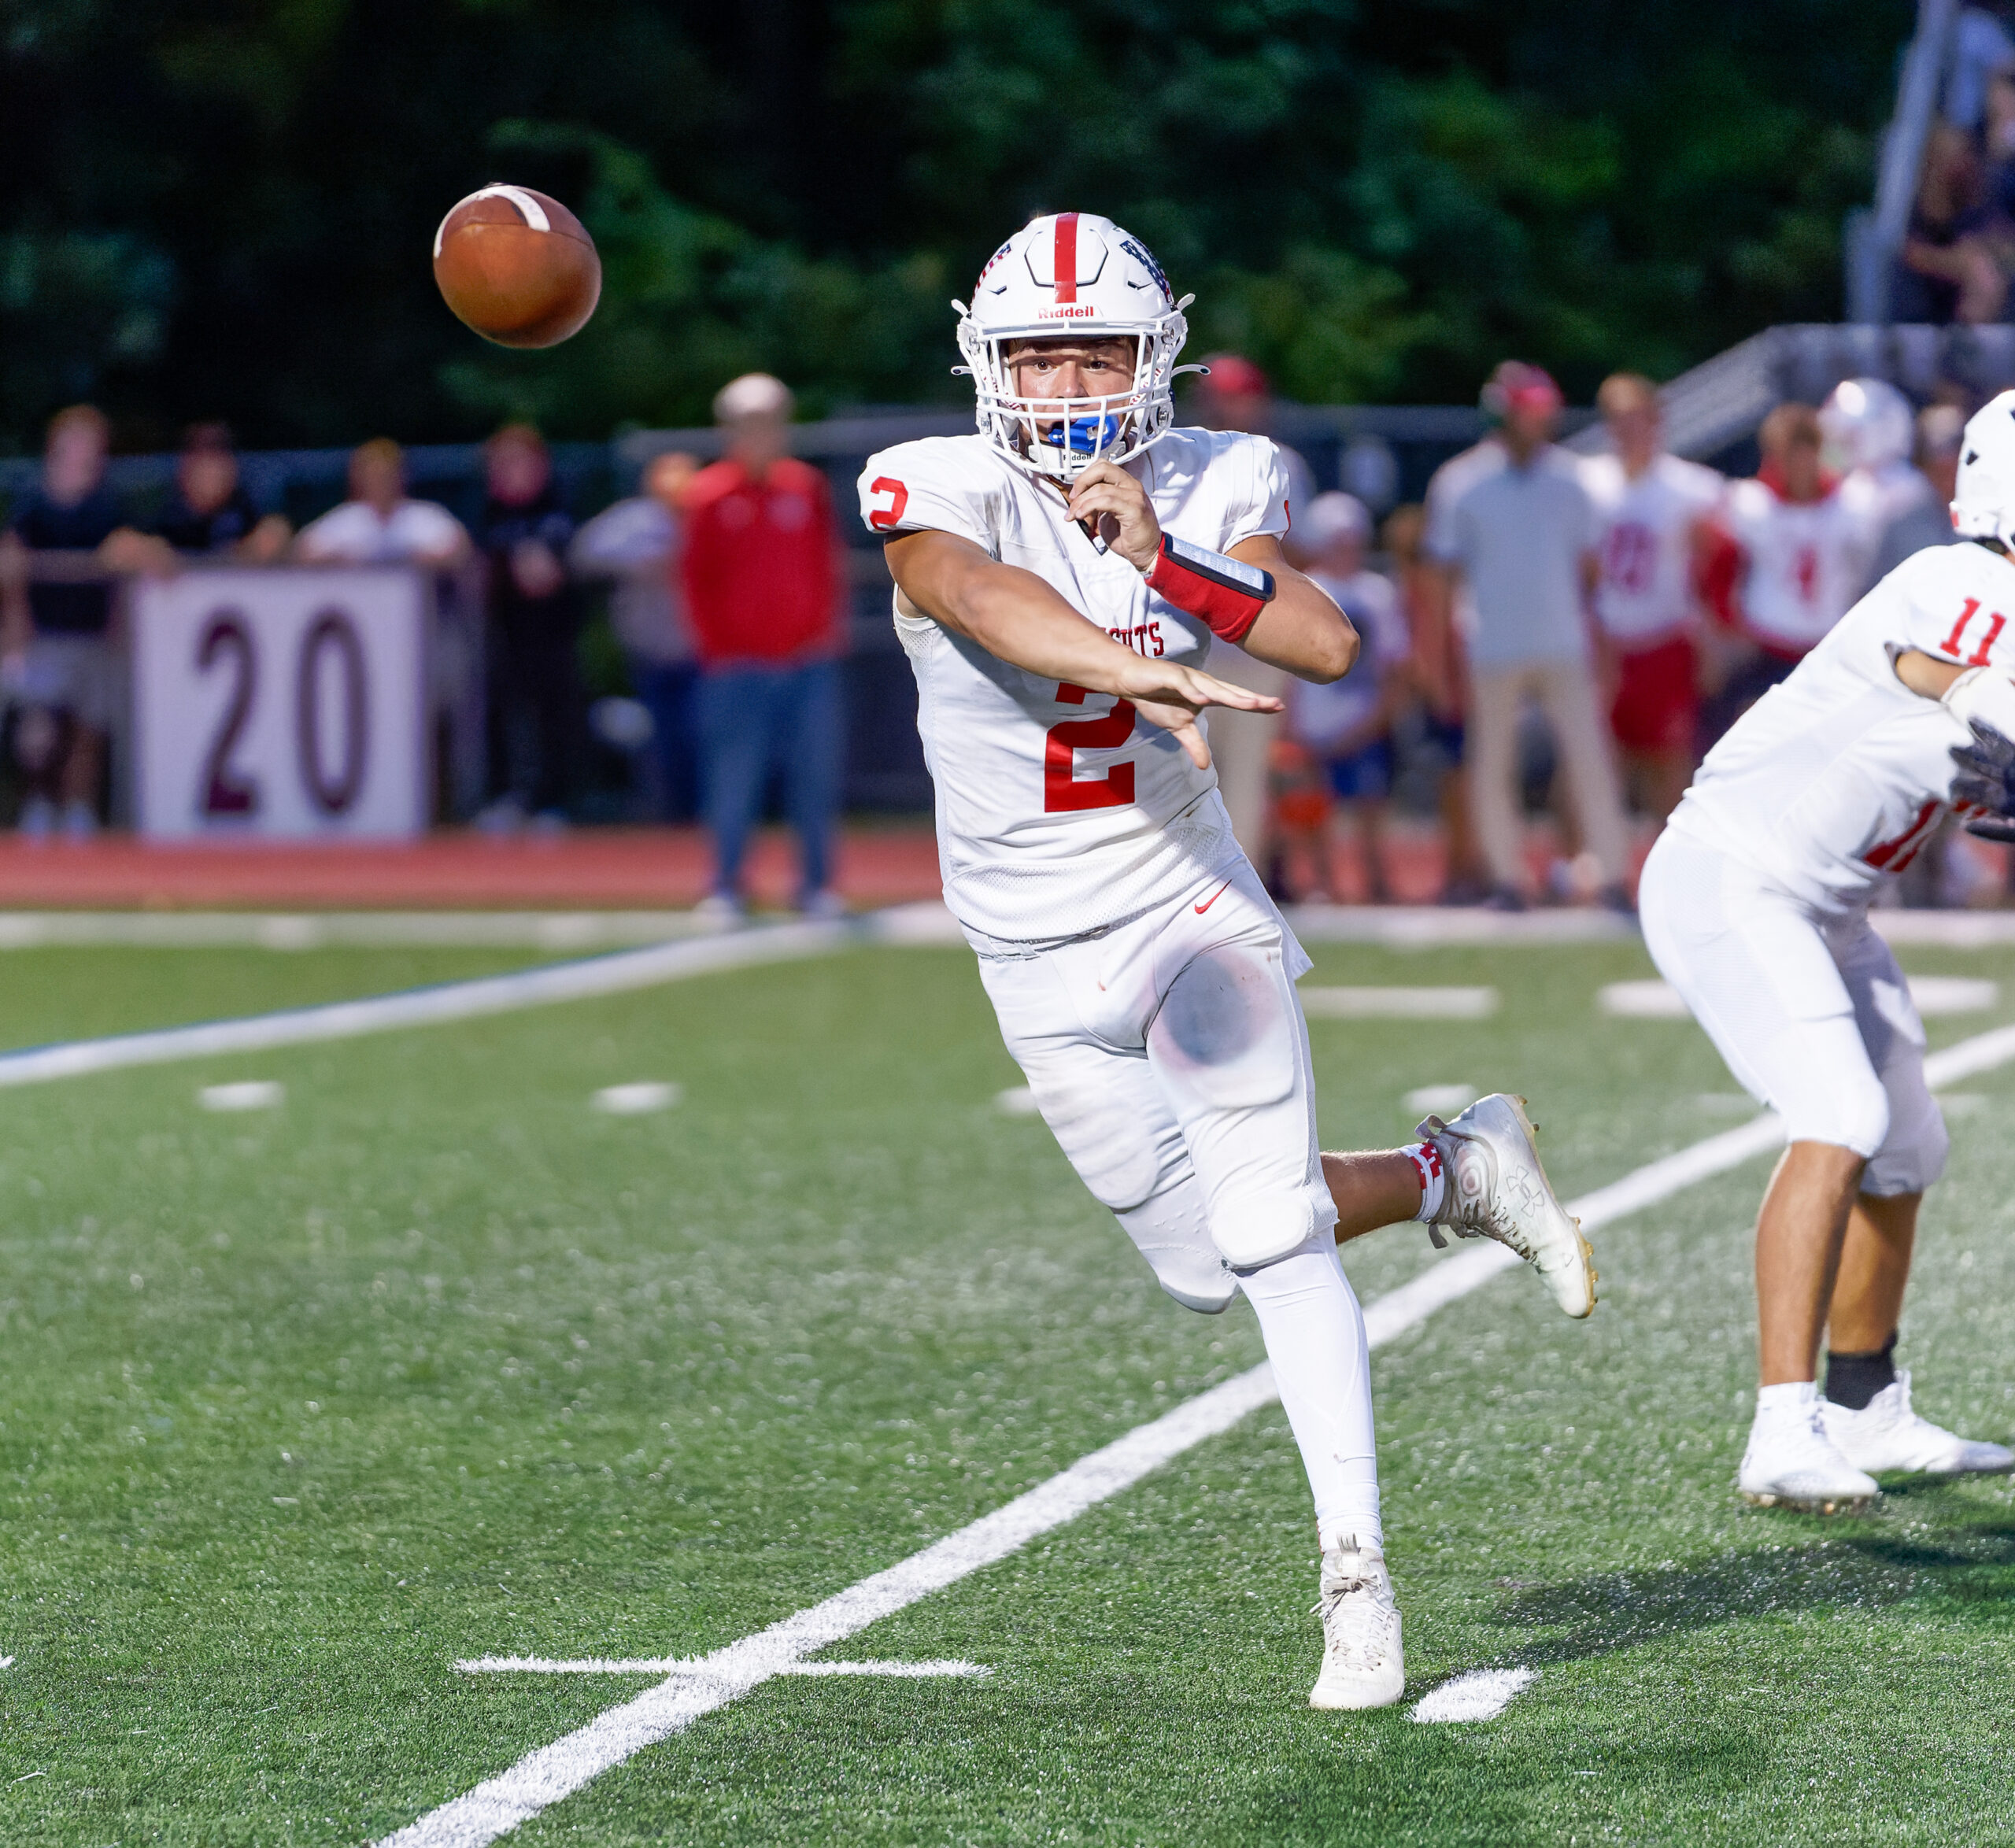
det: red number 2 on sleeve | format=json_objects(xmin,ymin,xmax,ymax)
[
  {"xmin": 867, "ymin": 477, "xmax": 909, "ymax": 531},
  {"xmin": 1044, "ymin": 683, "xmax": 1137, "ymax": 812}
]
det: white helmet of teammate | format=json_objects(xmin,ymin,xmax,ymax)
[
  {"xmin": 954, "ymin": 213, "xmax": 1194, "ymax": 482},
  {"xmin": 1821, "ymin": 376, "xmax": 1914, "ymax": 475},
  {"xmin": 1952, "ymin": 390, "xmax": 2015, "ymax": 549}
]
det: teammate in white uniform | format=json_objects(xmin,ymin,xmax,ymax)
[
  {"xmin": 1640, "ymin": 390, "xmax": 2015, "ymax": 1511},
  {"xmin": 1702, "ymin": 405, "xmax": 1884, "ymax": 739},
  {"xmin": 1580, "ymin": 373, "xmax": 1723, "ymax": 818},
  {"xmin": 1822, "ymin": 376, "xmax": 1933, "ymax": 572},
  {"xmin": 861, "ymin": 213, "xmax": 1596, "ymax": 1709}
]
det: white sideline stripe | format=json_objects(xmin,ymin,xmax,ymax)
[
  {"xmin": 1601, "ymin": 975, "xmax": 2002, "ymax": 1019},
  {"xmin": 371, "ymin": 1022, "xmax": 2015, "ymax": 1847},
  {"xmin": 6, "ymin": 900, "xmax": 2015, "ymax": 952},
  {"xmin": 0, "ymin": 920, "xmax": 858, "ymax": 1089},
  {"xmin": 456, "ymin": 1657, "xmax": 989, "ymax": 1680},
  {"xmin": 1409, "ymin": 1666, "xmax": 1536, "ymax": 1724},
  {"xmin": 1300, "ymin": 986, "xmax": 1498, "ymax": 1019}
]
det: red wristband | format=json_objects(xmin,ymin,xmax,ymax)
[{"xmin": 1142, "ymin": 534, "xmax": 1275, "ymax": 643}]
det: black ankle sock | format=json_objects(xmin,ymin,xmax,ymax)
[{"xmin": 1824, "ymin": 1331, "xmax": 1898, "ymax": 1411}]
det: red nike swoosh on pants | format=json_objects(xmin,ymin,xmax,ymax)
[{"xmin": 1194, "ymin": 880, "xmax": 1233, "ymax": 915}]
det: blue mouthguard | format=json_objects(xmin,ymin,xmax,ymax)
[{"xmin": 1044, "ymin": 414, "xmax": 1123, "ymax": 453}]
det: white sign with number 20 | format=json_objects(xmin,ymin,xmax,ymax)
[{"xmin": 132, "ymin": 567, "xmax": 427, "ymax": 841}]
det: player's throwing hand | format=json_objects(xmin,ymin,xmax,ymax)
[
  {"xmin": 1110, "ymin": 654, "xmax": 1281, "ymax": 771},
  {"xmin": 1065, "ymin": 459, "xmax": 1162, "ymax": 569}
]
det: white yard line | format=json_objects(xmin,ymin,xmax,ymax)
[
  {"xmin": 456, "ymin": 1657, "xmax": 989, "ymax": 1680},
  {"xmin": 367, "ymin": 1017, "xmax": 2015, "ymax": 1848},
  {"xmin": 0, "ymin": 920, "xmax": 858, "ymax": 1090}
]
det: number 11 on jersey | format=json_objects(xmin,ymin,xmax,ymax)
[{"xmin": 1939, "ymin": 597, "xmax": 2008, "ymax": 667}]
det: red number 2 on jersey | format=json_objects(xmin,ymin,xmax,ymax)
[
  {"xmin": 1936, "ymin": 597, "xmax": 2008, "ymax": 667},
  {"xmin": 1044, "ymin": 683, "xmax": 1137, "ymax": 812}
]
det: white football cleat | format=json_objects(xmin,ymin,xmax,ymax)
[
  {"xmin": 1822, "ymin": 1373, "xmax": 2015, "ymax": 1477},
  {"xmin": 1309, "ymin": 1537, "xmax": 1405, "ymax": 1710},
  {"xmin": 1739, "ymin": 1388, "xmax": 1880, "ymax": 1512},
  {"xmin": 1418, "ymin": 1093, "xmax": 1597, "ymax": 1318}
]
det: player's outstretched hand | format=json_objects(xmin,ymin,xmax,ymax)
[
  {"xmin": 1954, "ymin": 716, "xmax": 2015, "ymax": 841},
  {"xmin": 1065, "ymin": 460, "xmax": 1162, "ymax": 570},
  {"xmin": 1115, "ymin": 656, "xmax": 1283, "ymax": 771}
]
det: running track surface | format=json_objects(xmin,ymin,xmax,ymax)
[{"xmin": 0, "ymin": 821, "xmax": 1646, "ymax": 911}]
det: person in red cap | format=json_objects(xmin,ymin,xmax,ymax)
[
  {"xmin": 1425, "ymin": 361, "xmax": 1632, "ymax": 911},
  {"xmin": 1189, "ymin": 355, "xmax": 1316, "ymax": 880}
]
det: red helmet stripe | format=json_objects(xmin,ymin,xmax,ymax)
[{"xmin": 1053, "ymin": 213, "xmax": 1078, "ymax": 303}]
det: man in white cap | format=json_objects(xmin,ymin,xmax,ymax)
[{"xmin": 682, "ymin": 373, "xmax": 847, "ymax": 917}]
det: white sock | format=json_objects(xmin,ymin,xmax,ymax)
[
  {"xmin": 1755, "ymin": 1380, "xmax": 1817, "ymax": 1418},
  {"xmin": 1403, "ymin": 1141, "xmax": 1444, "ymax": 1222},
  {"xmin": 1237, "ymin": 1236, "xmax": 1381, "ymax": 1553}
]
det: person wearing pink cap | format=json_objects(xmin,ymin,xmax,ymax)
[
  {"xmin": 1425, "ymin": 361, "xmax": 1632, "ymax": 911},
  {"xmin": 1189, "ymin": 355, "xmax": 1316, "ymax": 878}
]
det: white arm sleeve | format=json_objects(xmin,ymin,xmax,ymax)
[
  {"xmin": 857, "ymin": 442, "xmax": 996, "ymax": 550},
  {"xmin": 1226, "ymin": 436, "xmax": 1293, "ymax": 549}
]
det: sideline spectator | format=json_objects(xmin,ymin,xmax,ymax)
[
  {"xmin": 682, "ymin": 374, "xmax": 845, "ymax": 918},
  {"xmin": 1425, "ymin": 362, "xmax": 1632, "ymax": 911},
  {"xmin": 475, "ymin": 425, "xmax": 579, "ymax": 831},
  {"xmin": 295, "ymin": 440, "xmax": 477, "ymax": 820},
  {"xmin": 294, "ymin": 438, "xmax": 469, "ymax": 567},
  {"xmin": 153, "ymin": 423, "xmax": 291, "ymax": 560},
  {"xmin": 1580, "ymin": 373, "xmax": 1723, "ymax": 822},
  {"xmin": 1278, "ymin": 493, "xmax": 1410, "ymax": 902},
  {"xmin": 1384, "ymin": 502, "xmax": 1484, "ymax": 903},
  {"xmin": 571, "ymin": 450, "xmax": 701, "ymax": 822},
  {"xmin": 1698, "ymin": 404, "xmax": 1883, "ymax": 740},
  {"xmin": 1188, "ymin": 353, "xmax": 1311, "ymax": 870},
  {"xmin": 0, "ymin": 405, "xmax": 140, "ymax": 839},
  {"xmin": 1868, "ymin": 405, "xmax": 1966, "ymax": 583},
  {"xmin": 1902, "ymin": 123, "xmax": 2009, "ymax": 324}
]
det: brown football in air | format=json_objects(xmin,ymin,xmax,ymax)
[{"xmin": 432, "ymin": 185, "xmax": 601, "ymax": 349}]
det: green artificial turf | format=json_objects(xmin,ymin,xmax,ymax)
[{"xmin": 0, "ymin": 936, "xmax": 2010, "ymax": 1845}]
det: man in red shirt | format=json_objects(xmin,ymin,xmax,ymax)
[{"xmin": 681, "ymin": 373, "xmax": 845, "ymax": 916}]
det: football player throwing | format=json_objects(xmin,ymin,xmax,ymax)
[
  {"xmin": 1640, "ymin": 391, "xmax": 2015, "ymax": 1511},
  {"xmin": 859, "ymin": 213, "xmax": 1596, "ymax": 1709}
]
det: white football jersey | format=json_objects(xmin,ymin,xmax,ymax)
[
  {"xmin": 1668, "ymin": 539, "xmax": 2015, "ymax": 916},
  {"xmin": 1579, "ymin": 452, "xmax": 1722, "ymax": 646},
  {"xmin": 1718, "ymin": 474, "xmax": 1884, "ymax": 656},
  {"xmin": 858, "ymin": 428, "xmax": 1290, "ymax": 939}
]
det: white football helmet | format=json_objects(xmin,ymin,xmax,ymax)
[
  {"xmin": 1821, "ymin": 377, "xmax": 1914, "ymax": 475},
  {"xmin": 954, "ymin": 213, "xmax": 1193, "ymax": 482},
  {"xmin": 1953, "ymin": 390, "xmax": 2015, "ymax": 549}
]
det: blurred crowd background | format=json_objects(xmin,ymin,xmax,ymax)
[{"xmin": 2, "ymin": 0, "xmax": 2011, "ymax": 911}]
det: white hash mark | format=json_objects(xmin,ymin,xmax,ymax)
[
  {"xmin": 1409, "ymin": 1666, "xmax": 1536, "ymax": 1723},
  {"xmin": 590, "ymin": 1082, "xmax": 680, "ymax": 1116}
]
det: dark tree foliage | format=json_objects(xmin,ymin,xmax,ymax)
[{"xmin": 0, "ymin": 0, "xmax": 1907, "ymax": 449}]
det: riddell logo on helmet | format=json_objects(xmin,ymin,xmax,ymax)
[{"xmin": 1039, "ymin": 304, "xmax": 1097, "ymax": 319}]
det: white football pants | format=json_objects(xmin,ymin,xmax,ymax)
[
  {"xmin": 1640, "ymin": 830, "xmax": 1948, "ymax": 1195},
  {"xmin": 972, "ymin": 857, "xmax": 1381, "ymax": 1547}
]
